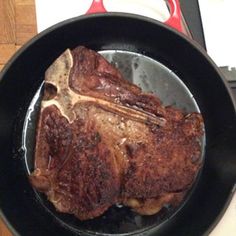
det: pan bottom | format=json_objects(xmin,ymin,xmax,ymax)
[{"xmin": 21, "ymin": 50, "xmax": 205, "ymax": 235}]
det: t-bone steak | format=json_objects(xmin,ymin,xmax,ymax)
[{"xmin": 29, "ymin": 46, "xmax": 204, "ymax": 220}]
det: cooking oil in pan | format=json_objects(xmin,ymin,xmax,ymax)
[{"xmin": 22, "ymin": 50, "xmax": 205, "ymax": 235}]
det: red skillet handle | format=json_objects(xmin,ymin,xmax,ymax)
[
  {"xmin": 86, "ymin": 0, "xmax": 186, "ymax": 35},
  {"xmin": 165, "ymin": 0, "xmax": 184, "ymax": 33},
  {"xmin": 86, "ymin": 0, "xmax": 107, "ymax": 14}
]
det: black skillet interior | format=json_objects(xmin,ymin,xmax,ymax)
[{"xmin": 0, "ymin": 13, "xmax": 236, "ymax": 236}]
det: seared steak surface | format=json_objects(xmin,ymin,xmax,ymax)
[{"xmin": 30, "ymin": 46, "xmax": 203, "ymax": 220}]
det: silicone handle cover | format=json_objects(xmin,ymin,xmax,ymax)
[{"xmin": 86, "ymin": 0, "xmax": 184, "ymax": 33}]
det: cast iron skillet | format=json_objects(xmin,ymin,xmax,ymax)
[{"xmin": 0, "ymin": 13, "xmax": 236, "ymax": 236}]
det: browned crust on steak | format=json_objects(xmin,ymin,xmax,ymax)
[
  {"xmin": 29, "ymin": 46, "xmax": 204, "ymax": 220},
  {"xmin": 31, "ymin": 105, "xmax": 121, "ymax": 220}
]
